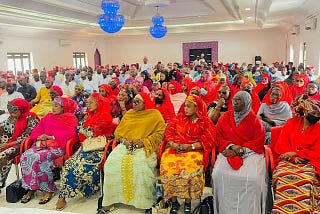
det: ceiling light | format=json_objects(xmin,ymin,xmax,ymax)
[{"xmin": 244, "ymin": 8, "xmax": 251, "ymax": 11}]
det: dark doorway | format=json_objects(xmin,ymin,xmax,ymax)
[
  {"xmin": 94, "ymin": 49, "xmax": 101, "ymax": 67},
  {"xmin": 189, "ymin": 48, "xmax": 212, "ymax": 63}
]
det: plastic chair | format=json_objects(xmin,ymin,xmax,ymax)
[{"xmin": 12, "ymin": 138, "xmax": 30, "ymax": 179}]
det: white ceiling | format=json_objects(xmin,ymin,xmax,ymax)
[{"xmin": 0, "ymin": 0, "xmax": 319, "ymax": 38}]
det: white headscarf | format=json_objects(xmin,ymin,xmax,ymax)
[{"xmin": 233, "ymin": 91, "xmax": 252, "ymax": 126}]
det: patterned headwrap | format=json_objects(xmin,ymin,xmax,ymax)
[
  {"xmin": 292, "ymin": 94, "xmax": 320, "ymax": 116},
  {"xmin": 186, "ymin": 95, "xmax": 197, "ymax": 106}
]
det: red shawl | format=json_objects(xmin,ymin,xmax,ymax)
[
  {"xmin": 9, "ymin": 98, "xmax": 39, "ymax": 143},
  {"xmin": 168, "ymin": 80, "xmax": 183, "ymax": 95},
  {"xmin": 182, "ymin": 78, "xmax": 194, "ymax": 95},
  {"xmin": 254, "ymin": 73, "xmax": 271, "ymax": 95},
  {"xmin": 99, "ymin": 84, "xmax": 117, "ymax": 102},
  {"xmin": 155, "ymin": 88, "xmax": 175, "ymax": 123},
  {"xmin": 164, "ymin": 95, "xmax": 216, "ymax": 169},
  {"xmin": 216, "ymin": 110, "xmax": 265, "ymax": 170},
  {"xmin": 53, "ymin": 97, "xmax": 78, "ymax": 129},
  {"xmin": 81, "ymin": 93, "xmax": 114, "ymax": 141},
  {"xmin": 289, "ymin": 74, "xmax": 310, "ymax": 100},
  {"xmin": 262, "ymin": 82, "xmax": 293, "ymax": 106},
  {"xmin": 139, "ymin": 92, "xmax": 154, "ymax": 109},
  {"xmin": 271, "ymin": 117, "xmax": 320, "ymax": 174}
]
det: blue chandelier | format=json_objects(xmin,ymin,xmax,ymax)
[
  {"xmin": 149, "ymin": 7, "xmax": 167, "ymax": 39},
  {"xmin": 98, "ymin": 0, "xmax": 125, "ymax": 34}
]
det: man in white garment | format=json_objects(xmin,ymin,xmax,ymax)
[
  {"xmin": 60, "ymin": 71, "xmax": 76, "ymax": 97},
  {"xmin": 83, "ymin": 70, "xmax": 99, "ymax": 93},
  {"xmin": 0, "ymin": 80, "xmax": 24, "ymax": 123},
  {"xmin": 99, "ymin": 69, "xmax": 112, "ymax": 85},
  {"xmin": 140, "ymin": 56, "xmax": 153, "ymax": 76}
]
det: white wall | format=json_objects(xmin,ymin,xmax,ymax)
[
  {"xmin": 0, "ymin": 28, "xmax": 286, "ymax": 71},
  {"xmin": 286, "ymin": 13, "xmax": 320, "ymax": 74},
  {"xmin": 104, "ymin": 29, "xmax": 286, "ymax": 66}
]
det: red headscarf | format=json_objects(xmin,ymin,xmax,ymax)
[
  {"xmin": 254, "ymin": 73, "xmax": 271, "ymax": 95},
  {"xmin": 168, "ymin": 80, "xmax": 183, "ymax": 95},
  {"xmin": 82, "ymin": 93, "xmax": 114, "ymax": 141},
  {"xmin": 263, "ymin": 82, "xmax": 293, "ymax": 106},
  {"xmin": 154, "ymin": 88, "xmax": 175, "ymax": 123},
  {"xmin": 182, "ymin": 78, "xmax": 194, "ymax": 95},
  {"xmin": 99, "ymin": 84, "xmax": 116, "ymax": 101},
  {"xmin": 51, "ymin": 85, "xmax": 63, "ymax": 96},
  {"xmin": 138, "ymin": 92, "xmax": 154, "ymax": 110},
  {"xmin": 52, "ymin": 97, "xmax": 78, "ymax": 128},
  {"xmin": 8, "ymin": 98, "xmax": 38, "ymax": 143},
  {"xmin": 290, "ymin": 73, "xmax": 310, "ymax": 99}
]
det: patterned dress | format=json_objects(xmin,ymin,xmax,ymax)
[
  {"xmin": 58, "ymin": 118, "xmax": 104, "ymax": 198},
  {"xmin": 0, "ymin": 115, "xmax": 39, "ymax": 187}
]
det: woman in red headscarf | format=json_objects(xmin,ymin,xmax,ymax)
[
  {"xmin": 99, "ymin": 84, "xmax": 116, "ymax": 102},
  {"xmin": 20, "ymin": 97, "xmax": 78, "ymax": 204},
  {"xmin": 99, "ymin": 92, "xmax": 166, "ymax": 213},
  {"xmin": 168, "ymin": 80, "xmax": 187, "ymax": 114},
  {"xmin": 289, "ymin": 73, "xmax": 310, "ymax": 100},
  {"xmin": 159, "ymin": 95, "xmax": 216, "ymax": 214},
  {"xmin": 0, "ymin": 99, "xmax": 40, "ymax": 190},
  {"xmin": 254, "ymin": 73, "xmax": 271, "ymax": 101},
  {"xmin": 57, "ymin": 92, "xmax": 115, "ymax": 210},
  {"xmin": 240, "ymin": 79, "xmax": 261, "ymax": 114},
  {"xmin": 271, "ymin": 95, "xmax": 320, "ymax": 213}
]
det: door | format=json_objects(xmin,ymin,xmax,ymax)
[{"xmin": 189, "ymin": 48, "xmax": 212, "ymax": 63}]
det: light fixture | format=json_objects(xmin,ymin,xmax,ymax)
[
  {"xmin": 149, "ymin": 6, "xmax": 167, "ymax": 39},
  {"xmin": 98, "ymin": 0, "xmax": 125, "ymax": 34},
  {"xmin": 244, "ymin": 7, "xmax": 251, "ymax": 11}
]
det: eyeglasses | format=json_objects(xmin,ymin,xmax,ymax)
[
  {"xmin": 218, "ymin": 91, "xmax": 227, "ymax": 95},
  {"xmin": 7, "ymin": 103, "xmax": 19, "ymax": 112}
]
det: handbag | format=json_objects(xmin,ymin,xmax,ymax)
[
  {"xmin": 192, "ymin": 196, "xmax": 214, "ymax": 214},
  {"xmin": 82, "ymin": 136, "xmax": 107, "ymax": 152},
  {"xmin": 6, "ymin": 179, "xmax": 28, "ymax": 203},
  {"xmin": 152, "ymin": 199, "xmax": 171, "ymax": 214},
  {"xmin": 36, "ymin": 139, "xmax": 59, "ymax": 150}
]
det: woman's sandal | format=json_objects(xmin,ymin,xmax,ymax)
[
  {"xmin": 21, "ymin": 192, "xmax": 34, "ymax": 204},
  {"xmin": 96, "ymin": 206, "xmax": 115, "ymax": 214},
  {"xmin": 170, "ymin": 201, "xmax": 180, "ymax": 214},
  {"xmin": 39, "ymin": 193, "xmax": 54, "ymax": 205},
  {"xmin": 184, "ymin": 202, "xmax": 192, "ymax": 214}
]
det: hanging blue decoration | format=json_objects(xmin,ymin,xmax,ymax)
[
  {"xmin": 149, "ymin": 14, "xmax": 167, "ymax": 39},
  {"xmin": 98, "ymin": 0, "xmax": 125, "ymax": 34}
]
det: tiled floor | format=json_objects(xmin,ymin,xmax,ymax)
[{"xmin": 0, "ymin": 166, "xmax": 212, "ymax": 213}]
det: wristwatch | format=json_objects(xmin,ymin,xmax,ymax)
[{"xmin": 191, "ymin": 143, "xmax": 195, "ymax": 150}]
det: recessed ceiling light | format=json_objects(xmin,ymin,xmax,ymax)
[
  {"xmin": 244, "ymin": 8, "xmax": 251, "ymax": 11},
  {"xmin": 246, "ymin": 16, "xmax": 252, "ymax": 19}
]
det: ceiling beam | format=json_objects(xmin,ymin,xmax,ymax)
[
  {"xmin": 255, "ymin": 0, "xmax": 272, "ymax": 27},
  {"xmin": 219, "ymin": 0, "xmax": 242, "ymax": 20}
]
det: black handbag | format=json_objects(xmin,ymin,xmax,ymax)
[
  {"xmin": 192, "ymin": 196, "xmax": 214, "ymax": 214},
  {"xmin": 6, "ymin": 179, "xmax": 28, "ymax": 203}
]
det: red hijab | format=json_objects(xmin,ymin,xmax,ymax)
[
  {"xmin": 154, "ymin": 88, "xmax": 175, "ymax": 122},
  {"xmin": 9, "ymin": 98, "xmax": 38, "ymax": 142},
  {"xmin": 168, "ymin": 80, "xmax": 183, "ymax": 95},
  {"xmin": 263, "ymin": 82, "xmax": 293, "ymax": 106},
  {"xmin": 99, "ymin": 84, "xmax": 116, "ymax": 101},
  {"xmin": 138, "ymin": 92, "xmax": 154, "ymax": 109},
  {"xmin": 82, "ymin": 92, "xmax": 114, "ymax": 140},
  {"xmin": 53, "ymin": 97, "xmax": 78, "ymax": 128}
]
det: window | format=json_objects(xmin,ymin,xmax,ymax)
[
  {"xmin": 73, "ymin": 52, "xmax": 87, "ymax": 69},
  {"xmin": 7, "ymin": 53, "xmax": 32, "ymax": 74},
  {"xmin": 289, "ymin": 44, "xmax": 294, "ymax": 62}
]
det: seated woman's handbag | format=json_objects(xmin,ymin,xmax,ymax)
[
  {"xmin": 36, "ymin": 139, "xmax": 59, "ymax": 150},
  {"xmin": 6, "ymin": 179, "xmax": 28, "ymax": 203},
  {"xmin": 82, "ymin": 136, "xmax": 107, "ymax": 152}
]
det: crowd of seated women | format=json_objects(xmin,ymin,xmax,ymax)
[{"xmin": 0, "ymin": 58, "xmax": 320, "ymax": 214}]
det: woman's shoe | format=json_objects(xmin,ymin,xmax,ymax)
[
  {"xmin": 39, "ymin": 192, "xmax": 54, "ymax": 204},
  {"xmin": 184, "ymin": 202, "xmax": 192, "ymax": 214},
  {"xmin": 170, "ymin": 200, "xmax": 180, "ymax": 214},
  {"xmin": 21, "ymin": 191, "xmax": 34, "ymax": 204},
  {"xmin": 96, "ymin": 206, "xmax": 115, "ymax": 214}
]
